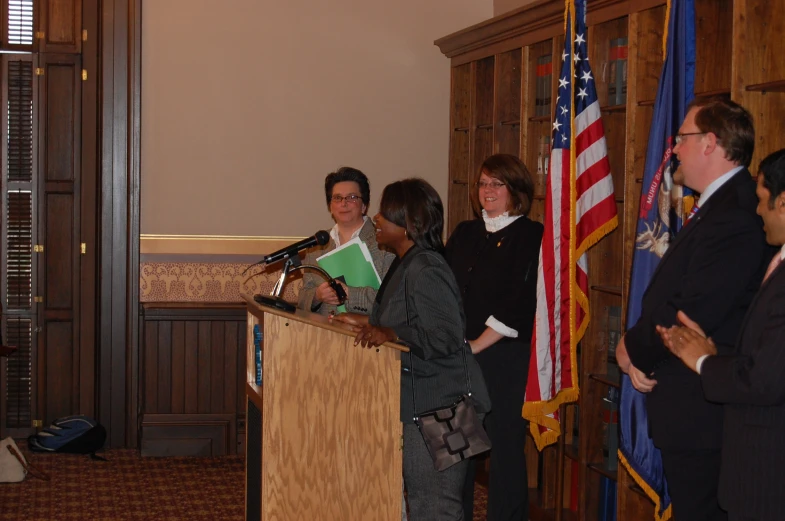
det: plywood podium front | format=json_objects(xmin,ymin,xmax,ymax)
[{"xmin": 244, "ymin": 295, "xmax": 407, "ymax": 521}]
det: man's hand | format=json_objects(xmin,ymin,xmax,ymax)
[
  {"xmin": 656, "ymin": 311, "xmax": 716, "ymax": 374},
  {"xmin": 675, "ymin": 310, "xmax": 707, "ymax": 337},
  {"xmin": 629, "ymin": 365, "xmax": 657, "ymax": 393},
  {"xmin": 617, "ymin": 334, "xmax": 657, "ymax": 392}
]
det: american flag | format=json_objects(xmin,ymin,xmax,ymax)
[{"xmin": 522, "ymin": 0, "xmax": 618, "ymax": 449}]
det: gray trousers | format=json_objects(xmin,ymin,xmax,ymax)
[{"xmin": 402, "ymin": 423, "xmax": 470, "ymax": 521}]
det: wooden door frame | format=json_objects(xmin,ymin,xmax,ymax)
[{"xmin": 85, "ymin": 0, "xmax": 141, "ymax": 448}]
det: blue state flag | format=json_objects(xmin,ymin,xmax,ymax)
[{"xmin": 618, "ymin": 0, "xmax": 695, "ymax": 519}]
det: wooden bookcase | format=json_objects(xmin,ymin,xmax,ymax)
[{"xmin": 436, "ymin": 0, "xmax": 785, "ymax": 519}]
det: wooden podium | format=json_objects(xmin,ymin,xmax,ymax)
[{"xmin": 244, "ymin": 296, "xmax": 407, "ymax": 521}]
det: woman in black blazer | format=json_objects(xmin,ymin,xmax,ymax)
[
  {"xmin": 446, "ymin": 154, "xmax": 543, "ymax": 521},
  {"xmin": 335, "ymin": 178, "xmax": 490, "ymax": 521}
]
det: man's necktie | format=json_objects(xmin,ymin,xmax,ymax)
[
  {"xmin": 763, "ymin": 253, "xmax": 783, "ymax": 284},
  {"xmin": 686, "ymin": 203, "xmax": 700, "ymax": 221}
]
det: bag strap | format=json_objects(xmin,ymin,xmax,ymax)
[
  {"xmin": 6, "ymin": 444, "xmax": 50, "ymax": 481},
  {"xmin": 403, "ymin": 262, "xmax": 472, "ymax": 422}
]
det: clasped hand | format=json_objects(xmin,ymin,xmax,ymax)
[
  {"xmin": 615, "ymin": 335, "xmax": 658, "ymax": 393},
  {"xmin": 655, "ymin": 310, "xmax": 716, "ymax": 373}
]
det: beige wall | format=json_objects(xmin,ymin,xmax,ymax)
[
  {"xmin": 494, "ymin": 0, "xmax": 539, "ymax": 16},
  {"xmin": 141, "ymin": 0, "xmax": 492, "ymax": 238}
]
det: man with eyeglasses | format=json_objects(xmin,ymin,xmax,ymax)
[{"xmin": 616, "ymin": 97, "xmax": 773, "ymax": 521}]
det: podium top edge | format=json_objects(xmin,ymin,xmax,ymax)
[{"xmin": 243, "ymin": 293, "xmax": 409, "ymax": 353}]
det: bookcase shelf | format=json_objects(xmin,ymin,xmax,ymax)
[
  {"xmin": 437, "ymin": 0, "xmax": 785, "ymax": 519},
  {"xmin": 744, "ymin": 80, "xmax": 785, "ymax": 93},
  {"xmin": 589, "ymin": 373, "xmax": 621, "ymax": 388},
  {"xmin": 590, "ymin": 285, "xmax": 622, "ymax": 296},
  {"xmin": 588, "ymin": 462, "xmax": 618, "ymax": 481},
  {"xmin": 695, "ymin": 88, "xmax": 731, "ymax": 98},
  {"xmin": 628, "ymin": 483, "xmax": 649, "ymax": 499},
  {"xmin": 600, "ymin": 104, "xmax": 626, "ymax": 113}
]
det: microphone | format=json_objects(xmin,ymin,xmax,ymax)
[{"xmin": 262, "ymin": 230, "xmax": 330, "ymax": 266}]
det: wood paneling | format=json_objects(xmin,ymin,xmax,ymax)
[
  {"xmin": 495, "ymin": 48, "xmax": 522, "ymax": 155},
  {"xmin": 45, "ymin": 194, "xmax": 73, "ymax": 308},
  {"xmin": 97, "ymin": 0, "xmax": 141, "ymax": 448},
  {"xmin": 448, "ymin": 63, "xmax": 473, "ymax": 234},
  {"xmin": 39, "ymin": 0, "xmax": 82, "ymax": 53},
  {"xmin": 733, "ymin": 0, "xmax": 785, "ymax": 168},
  {"xmin": 141, "ymin": 413, "xmax": 235, "ymax": 457},
  {"xmin": 694, "ymin": 0, "xmax": 732, "ymax": 96},
  {"xmin": 37, "ymin": 53, "xmax": 82, "ymax": 427},
  {"xmin": 633, "ymin": 5, "xmax": 665, "ymax": 104},
  {"xmin": 140, "ymin": 304, "xmax": 247, "ymax": 455}
]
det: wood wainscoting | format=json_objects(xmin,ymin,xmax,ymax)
[{"xmin": 140, "ymin": 303, "xmax": 247, "ymax": 456}]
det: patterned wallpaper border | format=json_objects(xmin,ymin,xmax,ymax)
[
  {"xmin": 140, "ymin": 236, "xmax": 308, "ymax": 303},
  {"xmin": 140, "ymin": 262, "xmax": 302, "ymax": 303}
]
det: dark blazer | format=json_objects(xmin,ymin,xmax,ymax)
[
  {"xmin": 445, "ymin": 216, "xmax": 542, "ymax": 341},
  {"xmin": 298, "ymin": 218, "xmax": 395, "ymax": 316},
  {"xmin": 626, "ymin": 169, "xmax": 770, "ymax": 449},
  {"xmin": 701, "ymin": 257, "xmax": 785, "ymax": 520},
  {"xmin": 370, "ymin": 246, "xmax": 491, "ymax": 423}
]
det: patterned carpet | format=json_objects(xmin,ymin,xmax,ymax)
[{"xmin": 0, "ymin": 448, "xmax": 489, "ymax": 520}]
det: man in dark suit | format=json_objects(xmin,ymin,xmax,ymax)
[
  {"xmin": 615, "ymin": 98, "xmax": 771, "ymax": 521},
  {"xmin": 657, "ymin": 148, "xmax": 785, "ymax": 521}
]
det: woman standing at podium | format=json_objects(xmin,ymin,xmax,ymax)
[
  {"xmin": 335, "ymin": 178, "xmax": 491, "ymax": 521},
  {"xmin": 298, "ymin": 166, "xmax": 394, "ymax": 316},
  {"xmin": 446, "ymin": 154, "xmax": 542, "ymax": 521}
]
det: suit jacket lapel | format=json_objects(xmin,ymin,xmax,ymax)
[
  {"xmin": 645, "ymin": 170, "xmax": 748, "ymax": 292},
  {"xmin": 377, "ymin": 246, "xmax": 419, "ymax": 314},
  {"xmin": 735, "ymin": 258, "xmax": 785, "ymax": 348}
]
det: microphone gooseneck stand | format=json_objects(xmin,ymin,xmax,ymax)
[{"xmin": 253, "ymin": 254, "xmax": 346, "ymax": 312}]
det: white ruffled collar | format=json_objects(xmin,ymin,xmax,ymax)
[{"xmin": 482, "ymin": 209, "xmax": 521, "ymax": 233}]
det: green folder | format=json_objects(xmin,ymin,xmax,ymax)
[{"xmin": 316, "ymin": 238, "xmax": 381, "ymax": 313}]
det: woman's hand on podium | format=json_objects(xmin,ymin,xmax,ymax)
[{"xmin": 352, "ymin": 325, "xmax": 397, "ymax": 348}]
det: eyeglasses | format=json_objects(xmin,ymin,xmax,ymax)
[
  {"xmin": 475, "ymin": 180, "xmax": 506, "ymax": 190},
  {"xmin": 674, "ymin": 132, "xmax": 707, "ymax": 145},
  {"xmin": 330, "ymin": 194, "xmax": 362, "ymax": 204}
]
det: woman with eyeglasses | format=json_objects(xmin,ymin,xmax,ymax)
[
  {"xmin": 298, "ymin": 166, "xmax": 395, "ymax": 316},
  {"xmin": 334, "ymin": 178, "xmax": 491, "ymax": 521},
  {"xmin": 445, "ymin": 154, "xmax": 543, "ymax": 521}
]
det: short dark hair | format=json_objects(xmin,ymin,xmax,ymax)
[
  {"xmin": 688, "ymin": 97, "xmax": 755, "ymax": 167},
  {"xmin": 759, "ymin": 148, "xmax": 785, "ymax": 209},
  {"xmin": 324, "ymin": 167, "xmax": 370, "ymax": 208},
  {"xmin": 379, "ymin": 178, "xmax": 444, "ymax": 253},
  {"xmin": 471, "ymin": 154, "xmax": 535, "ymax": 217}
]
